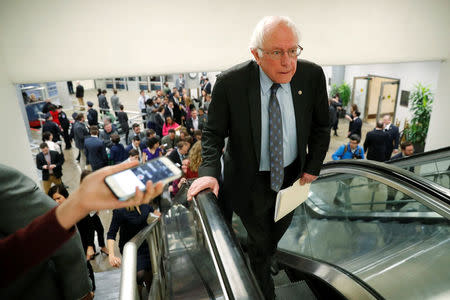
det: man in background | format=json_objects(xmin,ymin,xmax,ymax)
[
  {"xmin": 364, "ymin": 121, "xmax": 390, "ymax": 162},
  {"xmin": 391, "ymin": 141, "xmax": 414, "ymax": 160},
  {"xmin": 332, "ymin": 134, "xmax": 365, "ymax": 160},
  {"xmin": 76, "ymin": 82, "xmax": 85, "ymax": 110},
  {"xmin": 383, "ymin": 114, "xmax": 400, "ymax": 160},
  {"xmin": 36, "ymin": 143, "xmax": 64, "ymax": 194},
  {"xmin": 110, "ymin": 89, "xmax": 121, "ymax": 116},
  {"xmin": 84, "ymin": 126, "xmax": 108, "ymax": 171}
]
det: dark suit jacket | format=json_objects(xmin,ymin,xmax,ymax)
[
  {"xmin": 87, "ymin": 109, "xmax": 98, "ymax": 126},
  {"xmin": 385, "ymin": 124, "xmax": 400, "ymax": 159},
  {"xmin": 199, "ymin": 60, "xmax": 330, "ymax": 216},
  {"xmin": 76, "ymin": 85, "xmax": 84, "ymax": 98},
  {"xmin": 154, "ymin": 113, "xmax": 164, "ymax": 137},
  {"xmin": 203, "ymin": 82, "xmax": 212, "ymax": 94},
  {"xmin": 390, "ymin": 152, "xmax": 404, "ymax": 160},
  {"xmin": 117, "ymin": 111, "xmax": 129, "ymax": 133},
  {"xmin": 84, "ymin": 136, "xmax": 108, "ymax": 170},
  {"xmin": 42, "ymin": 121, "xmax": 61, "ymax": 142},
  {"xmin": 36, "ymin": 150, "xmax": 64, "ymax": 180},
  {"xmin": 363, "ymin": 129, "xmax": 390, "ymax": 162},
  {"xmin": 348, "ymin": 117, "xmax": 362, "ymax": 138},
  {"xmin": 167, "ymin": 148, "xmax": 183, "ymax": 167},
  {"xmin": 185, "ymin": 117, "xmax": 204, "ymax": 134},
  {"xmin": 58, "ymin": 111, "xmax": 70, "ymax": 130}
]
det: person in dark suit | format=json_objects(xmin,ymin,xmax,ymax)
[
  {"xmin": 57, "ymin": 105, "xmax": 71, "ymax": 149},
  {"xmin": 117, "ymin": 104, "xmax": 130, "ymax": 143},
  {"xmin": 348, "ymin": 110, "xmax": 362, "ymax": 138},
  {"xmin": 42, "ymin": 113, "xmax": 61, "ymax": 142},
  {"xmin": 363, "ymin": 121, "xmax": 391, "ymax": 162},
  {"xmin": 153, "ymin": 106, "xmax": 165, "ymax": 138},
  {"xmin": 390, "ymin": 141, "xmax": 415, "ymax": 160},
  {"xmin": 125, "ymin": 136, "xmax": 144, "ymax": 162},
  {"xmin": 187, "ymin": 16, "xmax": 330, "ymax": 300},
  {"xmin": 185, "ymin": 108, "xmax": 204, "ymax": 135},
  {"xmin": 36, "ymin": 142, "xmax": 64, "ymax": 194},
  {"xmin": 87, "ymin": 101, "xmax": 99, "ymax": 126},
  {"xmin": 84, "ymin": 126, "xmax": 108, "ymax": 171},
  {"xmin": 203, "ymin": 77, "xmax": 212, "ymax": 94},
  {"xmin": 98, "ymin": 90, "xmax": 110, "ymax": 115},
  {"xmin": 167, "ymin": 141, "xmax": 191, "ymax": 167},
  {"xmin": 383, "ymin": 114, "xmax": 400, "ymax": 160},
  {"xmin": 76, "ymin": 82, "xmax": 85, "ymax": 110}
]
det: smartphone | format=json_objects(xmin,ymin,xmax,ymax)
[{"xmin": 105, "ymin": 157, "xmax": 182, "ymax": 201}]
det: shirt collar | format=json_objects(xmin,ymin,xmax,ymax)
[{"xmin": 259, "ymin": 67, "xmax": 290, "ymax": 95}]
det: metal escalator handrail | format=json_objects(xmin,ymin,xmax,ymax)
[
  {"xmin": 275, "ymin": 250, "xmax": 383, "ymax": 300},
  {"xmin": 193, "ymin": 191, "xmax": 264, "ymax": 300},
  {"xmin": 320, "ymin": 160, "xmax": 450, "ymax": 219},
  {"xmin": 120, "ymin": 218, "xmax": 162, "ymax": 300},
  {"xmin": 386, "ymin": 146, "xmax": 450, "ymax": 166}
]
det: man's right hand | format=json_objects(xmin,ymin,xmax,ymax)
[{"xmin": 187, "ymin": 176, "xmax": 219, "ymax": 201}]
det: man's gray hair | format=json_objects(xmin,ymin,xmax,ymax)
[{"xmin": 249, "ymin": 16, "xmax": 301, "ymax": 55}]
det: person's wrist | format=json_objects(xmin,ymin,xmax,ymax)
[{"xmin": 56, "ymin": 190, "xmax": 90, "ymax": 230}]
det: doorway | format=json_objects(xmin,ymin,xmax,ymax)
[{"xmin": 351, "ymin": 75, "xmax": 400, "ymax": 122}]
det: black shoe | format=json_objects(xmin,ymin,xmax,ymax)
[{"xmin": 334, "ymin": 133, "xmax": 338, "ymax": 136}]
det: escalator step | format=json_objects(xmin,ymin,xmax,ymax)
[{"xmin": 275, "ymin": 280, "xmax": 316, "ymax": 300}]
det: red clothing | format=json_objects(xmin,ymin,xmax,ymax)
[
  {"xmin": 162, "ymin": 122, "xmax": 180, "ymax": 136},
  {"xmin": 186, "ymin": 168, "xmax": 198, "ymax": 179},
  {"xmin": 0, "ymin": 207, "xmax": 75, "ymax": 286},
  {"xmin": 50, "ymin": 110, "xmax": 61, "ymax": 126}
]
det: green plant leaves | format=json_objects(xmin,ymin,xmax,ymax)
[{"xmin": 403, "ymin": 83, "xmax": 433, "ymax": 145}]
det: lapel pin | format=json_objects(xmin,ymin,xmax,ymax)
[{"xmin": 298, "ymin": 90, "xmax": 302, "ymax": 95}]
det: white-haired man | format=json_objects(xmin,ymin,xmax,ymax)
[{"xmin": 188, "ymin": 16, "xmax": 330, "ymax": 299}]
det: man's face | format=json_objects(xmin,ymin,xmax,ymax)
[
  {"xmin": 168, "ymin": 102, "xmax": 174, "ymax": 109},
  {"xmin": 191, "ymin": 110, "xmax": 197, "ymax": 119},
  {"xmin": 134, "ymin": 126, "xmax": 141, "ymax": 134},
  {"xmin": 133, "ymin": 140, "xmax": 140, "ymax": 148},
  {"xmin": 179, "ymin": 144, "xmax": 190, "ymax": 155},
  {"xmin": 403, "ymin": 145, "xmax": 414, "ymax": 156},
  {"xmin": 41, "ymin": 147, "xmax": 49, "ymax": 155},
  {"xmin": 140, "ymin": 91, "xmax": 145, "ymax": 97},
  {"xmin": 105, "ymin": 124, "xmax": 112, "ymax": 133},
  {"xmin": 349, "ymin": 140, "xmax": 359, "ymax": 150},
  {"xmin": 383, "ymin": 116, "xmax": 390, "ymax": 125},
  {"xmin": 169, "ymin": 132, "xmax": 175, "ymax": 139},
  {"xmin": 251, "ymin": 23, "xmax": 297, "ymax": 84}
]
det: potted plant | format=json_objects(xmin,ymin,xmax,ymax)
[
  {"xmin": 403, "ymin": 83, "xmax": 433, "ymax": 153},
  {"xmin": 330, "ymin": 82, "xmax": 351, "ymax": 118}
]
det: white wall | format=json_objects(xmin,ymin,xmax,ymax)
[
  {"xmin": 73, "ymin": 80, "xmax": 95, "ymax": 90},
  {"xmin": 344, "ymin": 61, "xmax": 442, "ymax": 129},
  {"xmin": 0, "ymin": 54, "xmax": 39, "ymax": 183},
  {"xmin": 0, "ymin": 0, "xmax": 448, "ymax": 83},
  {"xmin": 426, "ymin": 61, "xmax": 450, "ymax": 151}
]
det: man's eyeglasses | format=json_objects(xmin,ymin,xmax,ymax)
[{"xmin": 259, "ymin": 45, "xmax": 303, "ymax": 60}]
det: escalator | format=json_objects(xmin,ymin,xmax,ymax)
[
  {"xmin": 272, "ymin": 160, "xmax": 450, "ymax": 300},
  {"xmin": 120, "ymin": 148, "xmax": 450, "ymax": 299}
]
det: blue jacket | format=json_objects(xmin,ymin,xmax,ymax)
[
  {"xmin": 332, "ymin": 143, "xmax": 365, "ymax": 160},
  {"xmin": 84, "ymin": 136, "xmax": 108, "ymax": 170},
  {"xmin": 110, "ymin": 143, "xmax": 128, "ymax": 164}
]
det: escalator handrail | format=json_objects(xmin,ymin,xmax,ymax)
[
  {"xmin": 386, "ymin": 146, "xmax": 450, "ymax": 166},
  {"xmin": 275, "ymin": 250, "xmax": 383, "ymax": 300},
  {"xmin": 193, "ymin": 190, "xmax": 264, "ymax": 300},
  {"xmin": 320, "ymin": 160, "xmax": 450, "ymax": 219}
]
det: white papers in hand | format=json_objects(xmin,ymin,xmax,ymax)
[{"xmin": 274, "ymin": 181, "xmax": 310, "ymax": 222}]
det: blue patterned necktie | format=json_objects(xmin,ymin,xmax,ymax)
[{"xmin": 269, "ymin": 83, "xmax": 284, "ymax": 192}]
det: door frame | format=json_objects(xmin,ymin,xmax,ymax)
[
  {"xmin": 351, "ymin": 76, "xmax": 372, "ymax": 121},
  {"xmin": 376, "ymin": 79, "xmax": 400, "ymax": 121}
]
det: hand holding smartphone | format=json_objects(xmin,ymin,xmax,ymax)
[{"xmin": 105, "ymin": 157, "xmax": 182, "ymax": 201}]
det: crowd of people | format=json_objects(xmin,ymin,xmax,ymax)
[
  {"xmin": 331, "ymin": 102, "xmax": 415, "ymax": 162},
  {"xmin": 25, "ymin": 77, "xmax": 212, "ymax": 298}
]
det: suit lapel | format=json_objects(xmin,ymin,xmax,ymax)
[
  {"xmin": 290, "ymin": 61, "xmax": 307, "ymax": 152},
  {"xmin": 248, "ymin": 62, "xmax": 262, "ymax": 165}
]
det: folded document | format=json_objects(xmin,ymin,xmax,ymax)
[{"xmin": 274, "ymin": 181, "xmax": 310, "ymax": 222}]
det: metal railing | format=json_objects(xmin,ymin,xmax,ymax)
[
  {"xmin": 119, "ymin": 217, "xmax": 165, "ymax": 300},
  {"xmin": 191, "ymin": 191, "xmax": 264, "ymax": 300}
]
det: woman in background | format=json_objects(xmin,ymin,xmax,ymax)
[
  {"xmin": 143, "ymin": 137, "xmax": 162, "ymax": 162},
  {"xmin": 48, "ymin": 184, "xmax": 96, "ymax": 293}
]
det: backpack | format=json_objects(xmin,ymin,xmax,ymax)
[{"xmin": 343, "ymin": 144, "xmax": 362, "ymax": 159}]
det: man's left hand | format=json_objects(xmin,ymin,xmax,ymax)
[
  {"xmin": 299, "ymin": 172, "xmax": 317, "ymax": 185},
  {"xmin": 393, "ymin": 149, "xmax": 399, "ymax": 154}
]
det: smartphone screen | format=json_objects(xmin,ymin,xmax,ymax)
[{"xmin": 110, "ymin": 159, "xmax": 177, "ymax": 197}]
